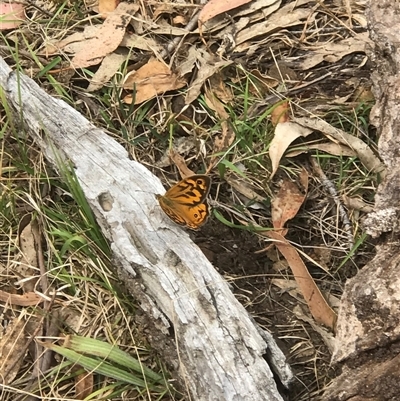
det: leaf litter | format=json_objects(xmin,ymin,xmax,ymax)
[{"xmin": 2, "ymin": 0, "xmax": 380, "ymax": 398}]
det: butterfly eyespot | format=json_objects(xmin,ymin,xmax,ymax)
[{"xmin": 157, "ymin": 174, "xmax": 211, "ymax": 230}]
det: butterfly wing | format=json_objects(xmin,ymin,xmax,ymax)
[
  {"xmin": 163, "ymin": 175, "xmax": 211, "ymax": 206},
  {"xmin": 157, "ymin": 197, "xmax": 210, "ymax": 230},
  {"xmin": 156, "ymin": 175, "xmax": 212, "ymax": 229}
]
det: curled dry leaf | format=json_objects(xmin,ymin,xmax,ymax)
[
  {"xmin": 153, "ymin": 3, "xmax": 176, "ymax": 20},
  {"xmin": 269, "ymin": 122, "xmax": 313, "ymax": 179},
  {"xmin": 235, "ymin": 2, "xmax": 314, "ymax": 48},
  {"xmin": 185, "ymin": 49, "xmax": 233, "ymax": 104},
  {"xmin": 292, "ymin": 116, "xmax": 386, "ymax": 177},
  {"xmin": 343, "ymin": 195, "xmax": 374, "ymax": 213},
  {"xmin": 285, "ymin": 142, "xmax": 357, "ymax": 158},
  {"xmin": 123, "ymin": 59, "xmax": 186, "ymax": 104},
  {"xmin": 226, "ymin": 177, "xmax": 266, "ymax": 203},
  {"xmin": 204, "ymin": 87, "xmax": 235, "ymax": 166},
  {"xmin": 250, "ymin": 69, "xmax": 279, "ymax": 91},
  {"xmin": 173, "ymin": 15, "xmax": 188, "ymax": 26},
  {"xmin": 298, "ymin": 32, "xmax": 371, "ymax": 70},
  {"xmin": 177, "ymin": 46, "xmax": 201, "ymax": 77}
]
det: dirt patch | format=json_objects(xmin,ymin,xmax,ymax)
[{"xmin": 194, "ymin": 219, "xmax": 343, "ymax": 399}]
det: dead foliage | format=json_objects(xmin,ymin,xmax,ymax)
[{"xmin": 0, "ymin": 0, "xmax": 378, "ymax": 400}]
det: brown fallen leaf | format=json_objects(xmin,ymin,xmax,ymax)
[
  {"xmin": 0, "ymin": 289, "xmax": 43, "ymax": 306},
  {"xmin": 204, "ymin": 87, "xmax": 235, "ymax": 167},
  {"xmin": 208, "ymin": 73, "xmax": 234, "ymax": 103},
  {"xmin": 177, "ymin": 46, "xmax": 201, "ymax": 77},
  {"xmin": 342, "ymin": 195, "xmax": 374, "ymax": 213},
  {"xmin": 203, "ymin": 0, "xmax": 280, "ymax": 36},
  {"xmin": 0, "ymin": 316, "xmax": 26, "ymax": 384},
  {"xmin": 120, "ymin": 32, "xmax": 162, "ymax": 52},
  {"xmin": 87, "ymin": 52, "xmax": 126, "ymax": 92},
  {"xmin": 250, "ymin": 69, "xmax": 279, "ymax": 91},
  {"xmin": 185, "ymin": 49, "xmax": 233, "ymax": 104},
  {"xmin": 285, "ymin": 142, "xmax": 357, "ymax": 158},
  {"xmin": 271, "ymin": 169, "xmax": 309, "ymax": 232},
  {"xmin": 75, "ymin": 370, "xmax": 94, "ymax": 399},
  {"xmin": 44, "ymin": 26, "xmax": 98, "ymax": 56},
  {"xmin": 298, "ymin": 32, "xmax": 371, "ymax": 70},
  {"xmin": 261, "ymin": 167, "xmax": 335, "ymax": 329},
  {"xmin": 293, "ymin": 305, "xmax": 336, "ymax": 352},
  {"xmin": 271, "ymin": 101, "xmax": 290, "ymax": 125},
  {"xmin": 173, "ymin": 15, "xmax": 188, "ymax": 26},
  {"xmin": 235, "ymin": 1, "xmax": 314, "ymax": 48},
  {"xmin": 99, "ymin": 0, "xmax": 120, "ymax": 16},
  {"xmin": 123, "ymin": 59, "xmax": 186, "ymax": 104},
  {"xmin": 225, "ymin": 177, "xmax": 267, "ymax": 203},
  {"xmin": 168, "ymin": 149, "xmax": 197, "ymax": 178},
  {"xmin": 199, "ymin": 0, "xmax": 253, "ymax": 25},
  {"xmin": 71, "ymin": 2, "xmax": 139, "ymax": 68},
  {"xmin": 156, "ymin": 137, "xmax": 200, "ymax": 168},
  {"xmin": 292, "ymin": 116, "xmax": 386, "ymax": 177},
  {"xmin": 269, "ymin": 122, "xmax": 313, "ymax": 179},
  {"xmin": 153, "ymin": 3, "xmax": 176, "ymax": 20},
  {"xmin": 0, "ymin": 2, "xmax": 25, "ymax": 31},
  {"xmin": 17, "ymin": 218, "xmax": 39, "ymax": 292},
  {"xmin": 265, "ymin": 231, "xmax": 337, "ymax": 330}
]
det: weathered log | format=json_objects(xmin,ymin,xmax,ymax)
[
  {"xmin": 0, "ymin": 56, "xmax": 292, "ymax": 401},
  {"xmin": 322, "ymin": 1, "xmax": 400, "ymax": 400}
]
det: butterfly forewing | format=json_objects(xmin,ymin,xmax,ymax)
[{"xmin": 164, "ymin": 175, "xmax": 211, "ymax": 206}]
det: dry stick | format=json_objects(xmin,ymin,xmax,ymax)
[
  {"xmin": 19, "ymin": 219, "xmax": 58, "ymax": 401},
  {"xmin": 161, "ymin": 3, "xmax": 205, "ymax": 60},
  {"xmin": 310, "ymin": 157, "xmax": 354, "ymax": 250},
  {"xmin": 5, "ymin": 295, "xmax": 56, "ymax": 400},
  {"xmin": 15, "ymin": 302, "xmax": 57, "ymax": 401}
]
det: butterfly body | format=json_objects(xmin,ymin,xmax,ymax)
[{"xmin": 156, "ymin": 175, "xmax": 211, "ymax": 230}]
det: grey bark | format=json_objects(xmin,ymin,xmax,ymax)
[{"xmin": 322, "ymin": 2, "xmax": 400, "ymax": 400}]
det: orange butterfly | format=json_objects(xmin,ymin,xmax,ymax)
[{"xmin": 156, "ymin": 175, "xmax": 211, "ymax": 229}]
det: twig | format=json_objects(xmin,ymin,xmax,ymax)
[
  {"xmin": 161, "ymin": 0, "xmax": 207, "ymax": 60},
  {"xmin": 310, "ymin": 157, "xmax": 354, "ymax": 250}
]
